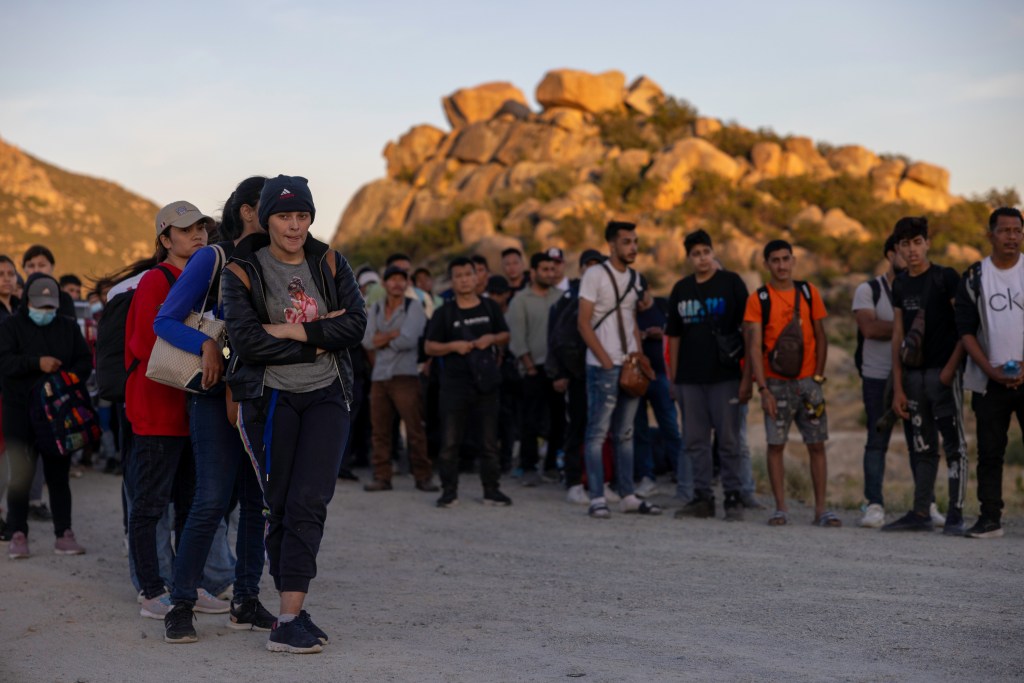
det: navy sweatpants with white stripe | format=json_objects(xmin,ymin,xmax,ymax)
[{"xmin": 241, "ymin": 380, "xmax": 349, "ymax": 593}]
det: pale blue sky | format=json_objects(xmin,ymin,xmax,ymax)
[{"xmin": 2, "ymin": 0, "xmax": 1021, "ymax": 241}]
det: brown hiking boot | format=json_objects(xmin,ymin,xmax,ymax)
[{"xmin": 362, "ymin": 479, "xmax": 393, "ymax": 492}]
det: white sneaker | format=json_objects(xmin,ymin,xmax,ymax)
[
  {"xmin": 603, "ymin": 483, "xmax": 621, "ymax": 504},
  {"xmin": 929, "ymin": 503, "xmax": 946, "ymax": 526},
  {"xmin": 635, "ymin": 476, "xmax": 659, "ymax": 498},
  {"xmin": 140, "ymin": 592, "xmax": 173, "ymax": 620},
  {"xmin": 859, "ymin": 503, "xmax": 885, "ymax": 528},
  {"xmin": 565, "ymin": 484, "xmax": 589, "ymax": 505},
  {"xmin": 195, "ymin": 588, "xmax": 230, "ymax": 614}
]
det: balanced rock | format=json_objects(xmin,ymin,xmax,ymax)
[
  {"xmin": 624, "ymin": 75, "xmax": 665, "ymax": 116},
  {"xmin": 383, "ymin": 125, "xmax": 445, "ymax": 180},
  {"xmin": 442, "ymin": 82, "xmax": 529, "ymax": 129},
  {"xmin": 536, "ymin": 69, "xmax": 626, "ymax": 114},
  {"xmin": 647, "ymin": 138, "xmax": 742, "ymax": 211}
]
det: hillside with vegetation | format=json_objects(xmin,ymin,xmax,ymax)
[
  {"xmin": 0, "ymin": 136, "xmax": 157, "ymax": 282},
  {"xmin": 332, "ymin": 69, "xmax": 1018, "ymax": 295}
]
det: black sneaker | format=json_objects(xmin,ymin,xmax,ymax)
[
  {"xmin": 943, "ymin": 507, "xmax": 966, "ymax": 536},
  {"xmin": 482, "ymin": 488, "xmax": 512, "ymax": 506},
  {"xmin": 29, "ymin": 503, "xmax": 52, "ymax": 521},
  {"xmin": 337, "ymin": 468, "xmax": 360, "ymax": 482},
  {"xmin": 881, "ymin": 511, "xmax": 933, "ymax": 532},
  {"xmin": 723, "ymin": 492, "xmax": 744, "ymax": 522},
  {"xmin": 266, "ymin": 618, "xmax": 323, "ymax": 654},
  {"xmin": 674, "ymin": 495, "xmax": 715, "ymax": 519},
  {"xmin": 965, "ymin": 517, "xmax": 1004, "ymax": 539},
  {"xmin": 164, "ymin": 603, "xmax": 197, "ymax": 644},
  {"xmin": 436, "ymin": 490, "xmax": 458, "ymax": 508},
  {"xmin": 227, "ymin": 596, "xmax": 276, "ymax": 631},
  {"xmin": 298, "ymin": 610, "xmax": 329, "ymax": 644},
  {"xmin": 0, "ymin": 516, "xmax": 9, "ymax": 542},
  {"xmin": 740, "ymin": 493, "xmax": 766, "ymax": 510}
]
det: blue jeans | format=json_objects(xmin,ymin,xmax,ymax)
[
  {"xmin": 634, "ymin": 373, "xmax": 683, "ymax": 482},
  {"xmin": 170, "ymin": 392, "xmax": 264, "ymax": 604},
  {"xmin": 862, "ymin": 376, "xmax": 905, "ymax": 506},
  {"xmin": 584, "ymin": 365, "xmax": 639, "ymax": 500},
  {"xmin": 737, "ymin": 403, "xmax": 755, "ymax": 496}
]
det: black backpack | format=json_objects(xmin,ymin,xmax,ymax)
[
  {"xmin": 854, "ymin": 278, "xmax": 888, "ymax": 377},
  {"xmin": 548, "ymin": 288, "xmax": 587, "ymax": 380},
  {"xmin": 95, "ymin": 266, "xmax": 176, "ymax": 402}
]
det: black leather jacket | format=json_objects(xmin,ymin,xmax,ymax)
[{"xmin": 221, "ymin": 233, "xmax": 366, "ymax": 404}]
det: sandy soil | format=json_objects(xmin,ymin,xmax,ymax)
[{"xmin": 1, "ymin": 463, "xmax": 1022, "ymax": 683}]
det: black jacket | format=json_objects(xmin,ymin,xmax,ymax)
[
  {"xmin": 222, "ymin": 233, "xmax": 366, "ymax": 404},
  {"xmin": 0, "ymin": 287, "xmax": 93, "ymax": 440}
]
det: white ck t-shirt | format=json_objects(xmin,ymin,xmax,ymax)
[
  {"xmin": 981, "ymin": 256, "xmax": 1024, "ymax": 366},
  {"xmin": 851, "ymin": 275, "xmax": 894, "ymax": 380},
  {"xmin": 579, "ymin": 263, "xmax": 640, "ymax": 366}
]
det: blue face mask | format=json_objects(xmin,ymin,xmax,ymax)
[
  {"xmin": 89, "ymin": 302, "xmax": 103, "ymax": 316},
  {"xmin": 28, "ymin": 307, "xmax": 56, "ymax": 326}
]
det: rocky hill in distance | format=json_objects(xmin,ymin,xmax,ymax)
[
  {"xmin": 332, "ymin": 68, "xmax": 1015, "ymax": 291},
  {"xmin": 0, "ymin": 136, "xmax": 157, "ymax": 283}
]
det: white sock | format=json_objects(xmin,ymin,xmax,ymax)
[
  {"xmin": 278, "ymin": 613, "xmax": 297, "ymax": 623},
  {"xmin": 591, "ymin": 496, "xmax": 606, "ymax": 506}
]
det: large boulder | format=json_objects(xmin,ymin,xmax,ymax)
[
  {"xmin": 473, "ymin": 234, "xmax": 524, "ymax": 272},
  {"xmin": 897, "ymin": 178, "xmax": 955, "ymax": 213},
  {"xmin": 449, "ymin": 120, "xmax": 511, "ymax": 164},
  {"xmin": 614, "ymin": 148, "xmax": 652, "ymax": 176},
  {"xmin": 536, "ymin": 69, "xmax": 626, "ymax": 114},
  {"xmin": 403, "ymin": 190, "xmax": 453, "ymax": 231},
  {"xmin": 412, "ymin": 158, "xmax": 461, "ymax": 196},
  {"xmin": 821, "ymin": 208, "xmax": 870, "ymax": 242},
  {"xmin": 333, "ymin": 179, "xmax": 415, "ymax": 244},
  {"xmin": 493, "ymin": 123, "xmax": 582, "ymax": 166},
  {"xmin": 783, "ymin": 137, "xmax": 833, "ymax": 178},
  {"xmin": 751, "ymin": 142, "xmax": 783, "ymax": 177},
  {"xmin": 383, "ymin": 125, "xmax": 445, "ymax": 180},
  {"xmin": 646, "ymin": 138, "xmax": 742, "ymax": 210},
  {"xmin": 538, "ymin": 106, "xmax": 593, "ymax": 134},
  {"xmin": 442, "ymin": 82, "xmax": 529, "ymax": 129},
  {"xmin": 458, "ymin": 209, "xmax": 495, "ymax": 243},
  {"xmin": 694, "ymin": 117, "xmax": 723, "ymax": 138},
  {"xmin": 496, "ymin": 161, "xmax": 560, "ymax": 194},
  {"xmin": 790, "ymin": 205, "xmax": 824, "ymax": 227},
  {"xmin": 455, "ymin": 163, "xmax": 505, "ymax": 204},
  {"xmin": 624, "ymin": 75, "xmax": 665, "ymax": 116},
  {"xmin": 717, "ymin": 222, "xmax": 763, "ymax": 270},
  {"xmin": 500, "ymin": 198, "xmax": 542, "ymax": 235},
  {"xmin": 870, "ymin": 159, "xmax": 907, "ymax": 202},
  {"xmin": 827, "ymin": 145, "xmax": 880, "ymax": 177},
  {"xmin": 905, "ymin": 162, "xmax": 950, "ymax": 193}
]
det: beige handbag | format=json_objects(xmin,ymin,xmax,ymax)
[{"xmin": 146, "ymin": 245, "xmax": 227, "ymax": 394}]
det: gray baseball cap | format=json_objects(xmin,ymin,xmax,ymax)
[
  {"xmin": 154, "ymin": 201, "xmax": 213, "ymax": 236},
  {"xmin": 27, "ymin": 276, "xmax": 60, "ymax": 309}
]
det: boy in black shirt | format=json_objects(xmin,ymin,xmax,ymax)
[
  {"xmin": 886, "ymin": 217, "xmax": 967, "ymax": 534},
  {"xmin": 667, "ymin": 230, "xmax": 751, "ymax": 520},
  {"xmin": 425, "ymin": 257, "xmax": 512, "ymax": 508}
]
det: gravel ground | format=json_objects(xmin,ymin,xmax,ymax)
[{"xmin": 2, "ymin": 468, "xmax": 1022, "ymax": 683}]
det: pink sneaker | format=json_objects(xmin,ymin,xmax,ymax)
[
  {"xmin": 54, "ymin": 530, "xmax": 86, "ymax": 555},
  {"xmin": 8, "ymin": 531, "xmax": 30, "ymax": 559}
]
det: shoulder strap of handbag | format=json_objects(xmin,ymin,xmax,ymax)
[
  {"xmin": 600, "ymin": 262, "xmax": 634, "ymax": 357},
  {"xmin": 199, "ymin": 244, "xmax": 225, "ymax": 316}
]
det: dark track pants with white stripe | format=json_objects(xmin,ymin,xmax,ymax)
[
  {"xmin": 902, "ymin": 368, "xmax": 967, "ymax": 516},
  {"xmin": 240, "ymin": 380, "xmax": 348, "ymax": 594}
]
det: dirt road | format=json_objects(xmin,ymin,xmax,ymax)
[{"xmin": 2, "ymin": 470, "xmax": 1021, "ymax": 682}]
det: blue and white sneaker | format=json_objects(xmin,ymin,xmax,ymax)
[{"xmin": 266, "ymin": 618, "xmax": 323, "ymax": 654}]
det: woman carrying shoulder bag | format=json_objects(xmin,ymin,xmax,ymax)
[
  {"xmin": 153, "ymin": 177, "xmax": 277, "ymax": 644},
  {"xmin": 222, "ymin": 175, "xmax": 366, "ymax": 654}
]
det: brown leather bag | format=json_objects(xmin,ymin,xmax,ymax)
[{"xmin": 600, "ymin": 264, "xmax": 655, "ymax": 397}]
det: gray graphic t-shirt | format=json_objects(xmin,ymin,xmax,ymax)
[{"xmin": 256, "ymin": 247, "xmax": 337, "ymax": 393}]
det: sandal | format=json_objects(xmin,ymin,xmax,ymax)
[
  {"xmin": 813, "ymin": 511, "xmax": 842, "ymax": 528},
  {"xmin": 636, "ymin": 501, "xmax": 662, "ymax": 516},
  {"xmin": 767, "ymin": 510, "xmax": 788, "ymax": 526},
  {"xmin": 588, "ymin": 502, "xmax": 610, "ymax": 519}
]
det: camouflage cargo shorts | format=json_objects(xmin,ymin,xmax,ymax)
[{"xmin": 764, "ymin": 377, "xmax": 829, "ymax": 446}]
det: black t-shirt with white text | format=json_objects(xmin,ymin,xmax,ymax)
[
  {"xmin": 665, "ymin": 270, "xmax": 748, "ymax": 384},
  {"xmin": 891, "ymin": 264, "xmax": 960, "ymax": 370},
  {"xmin": 425, "ymin": 298, "xmax": 509, "ymax": 385}
]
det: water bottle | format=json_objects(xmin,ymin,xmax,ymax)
[{"xmin": 1004, "ymin": 360, "xmax": 1020, "ymax": 378}]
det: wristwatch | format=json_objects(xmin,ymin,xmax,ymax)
[{"xmin": 813, "ymin": 374, "xmax": 826, "ymax": 385}]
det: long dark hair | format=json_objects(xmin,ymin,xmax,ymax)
[{"xmin": 219, "ymin": 176, "xmax": 267, "ymax": 240}]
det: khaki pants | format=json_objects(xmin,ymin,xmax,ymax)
[{"xmin": 370, "ymin": 376, "xmax": 432, "ymax": 483}]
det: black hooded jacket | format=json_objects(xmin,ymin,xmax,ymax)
[
  {"xmin": 0, "ymin": 274, "xmax": 93, "ymax": 440},
  {"xmin": 221, "ymin": 233, "xmax": 366, "ymax": 404}
]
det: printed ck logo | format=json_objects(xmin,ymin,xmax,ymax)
[{"xmin": 988, "ymin": 288, "xmax": 1024, "ymax": 312}]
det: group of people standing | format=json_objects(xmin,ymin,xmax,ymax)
[{"xmin": 1, "ymin": 172, "xmax": 1020, "ymax": 656}]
